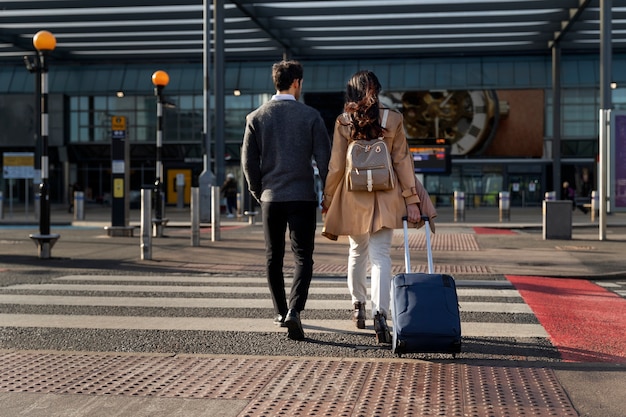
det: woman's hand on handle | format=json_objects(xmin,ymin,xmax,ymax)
[{"xmin": 406, "ymin": 203, "xmax": 420, "ymax": 224}]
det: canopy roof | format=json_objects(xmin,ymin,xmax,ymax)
[{"xmin": 0, "ymin": 0, "xmax": 625, "ymax": 64}]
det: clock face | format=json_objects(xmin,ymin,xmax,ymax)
[{"xmin": 398, "ymin": 90, "xmax": 498, "ymax": 156}]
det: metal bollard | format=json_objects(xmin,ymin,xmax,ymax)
[
  {"xmin": 191, "ymin": 187, "xmax": 200, "ymax": 247},
  {"xmin": 176, "ymin": 173, "xmax": 185, "ymax": 209},
  {"xmin": 453, "ymin": 191, "xmax": 465, "ymax": 222},
  {"xmin": 499, "ymin": 191, "xmax": 510, "ymax": 222},
  {"xmin": 73, "ymin": 191, "xmax": 85, "ymax": 221},
  {"xmin": 244, "ymin": 210, "xmax": 258, "ymax": 225},
  {"xmin": 140, "ymin": 189, "xmax": 152, "ymax": 260},
  {"xmin": 211, "ymin": 185, "xmax": 221, "ymax": 242},
  {"xmin": 591, "ymin": 190, "xmax": 599, "ymax": 222},
  {"xmin": 34, "ymin": 192, "xmax": 40, "ymax": 220}
]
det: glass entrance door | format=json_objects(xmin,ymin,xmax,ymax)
[{"xmin": 509, "ymin": 174, "xmax": 543, "ymax": 207}]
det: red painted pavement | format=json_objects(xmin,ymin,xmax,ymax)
[
  {"xmin": 508, "ymin": 275, "xmax": 626, "ymax": 363},
  {"xmin": 473, "ymin": 227, "xmax": 516, "ymax": 235}
]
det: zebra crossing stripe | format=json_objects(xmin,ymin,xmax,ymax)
[
  {"xmin": 52, "ymin": 275, "xmax": 515, "ymax": 288},
  {"xmin": 3, "ymin": 283, "xmax": 522, "ymax": 298},
  {"xmin": 0, "ymin": 314, "xmax": 546, "ymax": 337},
  {"xmin": 0, "ymin": 295, "xmax": 532, "ymax": 313},
  {"xmin": 0, "ymin": 274, "xmax": 544, "ymax": 339}
]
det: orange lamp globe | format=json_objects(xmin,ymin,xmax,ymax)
[
  {"xmin": 151, "ymin": 70, "xmax": 170, "ymax": 87},
  {"xmin": 33, "ymin": 30, "xmax": 57, "ymax": 51}
]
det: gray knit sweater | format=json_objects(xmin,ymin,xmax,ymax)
[{"xmin": 242, "ymin": 98, "xmax": 331, "ymax": 203}]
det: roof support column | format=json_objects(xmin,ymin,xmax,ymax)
[
  {"xmin": 552, "ymin": 43, "xmax": 562, "ymax": 198},
  {"xmin": 599, "ymin": 0, "xmax": 612, "ymax": 240},
  {"xmin": 199, "ymin": 0, "xmax": 214, "ymax": 222},
  {"xmin": 213, "ymin": 0, "xmax": 225, "ymax": 186}
]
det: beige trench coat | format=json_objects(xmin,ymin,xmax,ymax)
[{"xmin": 322, "ymin": 108, "xmax": 437, "ymax": 240}]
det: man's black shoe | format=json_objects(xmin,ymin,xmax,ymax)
[
  {"xmin": 284, "ymin": 309, "xmax": 305, "ymax": 341},
  {"xmin": 273, "ymin": 314, "xmax": 287, "ymax": 327}
]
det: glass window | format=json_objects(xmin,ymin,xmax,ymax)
[
  {"xmin": 613, "ymin": 88, "xmax": 626, "ymax": 111},
  {"xmin": 178, "ymin": 95, "xmax": 194, "ymax": 111},
  {"xmin": 424, "ymin": 165, "xmax": 505, "ymax": 207},
  {"xmin": 69, "ymin": 95, "xmax": 156, "ymax": 143},
  {"xmin": 561, "ymin": 88, "xmax": 598, "ymax": 138},
  {"xmin": 67, "ymin": 92, "xmax": 265, "ymax": 146},
  {"xmin": 93, "ymin": 96, "xmax": 107, "ymax": 110}
]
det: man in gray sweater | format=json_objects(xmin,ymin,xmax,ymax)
[{"xmin": 242, "ymin": 60, "xmax": 331, "ymax": 341}]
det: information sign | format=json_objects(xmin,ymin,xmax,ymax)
[{"xmin": 2, "ymin": 152, "xmax": 35, "ymax": 179}]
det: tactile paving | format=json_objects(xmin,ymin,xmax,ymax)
[
  {"xmin": 395, "ymin": 232, "xmax": 481, "ymax": 251},
  {"xmin": 171, "ymin": 232, "xmax": 482, "ymax": 275},
  {"xmin": 0, "ymin": 351, "xmax": 578, "ymax": 417},
  {"xmin": 555, "ymin": 245, "xmax": 596, "ymax": 251},
  {"xmin": 176, "ymin": 262, "xmax": 493, "ymax": 276},
  {"xmin": 171, "ymin": 233, "xmax": 485, "ymax": 275}
]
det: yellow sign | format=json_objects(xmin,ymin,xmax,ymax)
[
  {"xmin": 113, "ymin": 178, "xmax": 124, "ymax": 198},
  {"xmin": 111, "ymin": 116, "xmax": 126, "ymax": 131},
  {"xmin": 167, "ymin": 169, "xmax": 192, "ymax": 204},
  {"xmin": 3, "ymin": 153, "xmax": 34, "ymax": 166},
  {"xmin": 3, "ymin": 152, "xmax": 35, "ymax": 179}
]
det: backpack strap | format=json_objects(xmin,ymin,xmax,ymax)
[
  {"xmin": 379, "ymin": 109, "xmax": 389, "ymax": 139},
  {"xmin": 381, "ymin": 108, "xmax": 389, "ymax": 128}
]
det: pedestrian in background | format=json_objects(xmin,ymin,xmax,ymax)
[
  {"xmin": 221, "ymin": 173, "xmax": 238, "ymax": 218},
  {"xmin": 241, "ymin": 60, "xmax": 331, "ymax": 341},
  {"xmin": 321, "ymin": 70, "xmax": 437, "ymax": 343},
  {"xmin": 563, "ymin": 180, "xmax": 589, "ymax": 214},
  {"xmin": 68, "ymin": 182, "xmax": 82, "ymax": 213}
]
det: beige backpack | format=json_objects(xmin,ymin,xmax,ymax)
[{"xmin": 345, "ymin": 109, "xmax": 395, "ymax": 192}]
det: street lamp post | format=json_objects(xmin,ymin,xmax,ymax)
[
  {"xmin": 28, "ymin": 30, "xmax": 60, "ymax": 259},
  {"xmin": 151, "ymin": 70, "xmax": 169, "ymax": 237}
]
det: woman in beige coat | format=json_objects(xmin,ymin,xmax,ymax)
[{"xmin": 322, "ymin": 70, "xmax": 437, "ymax": 343}]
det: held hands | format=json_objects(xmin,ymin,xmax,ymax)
[
  {"xmin": 406, "ymin": 203, "xmax": 421, "ymax": 224},
  {"xmin": 321, "ymin": 200, "xmax": 329, "ymax": 214}
]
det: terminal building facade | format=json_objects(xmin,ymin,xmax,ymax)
[{"xmin": 1, "ymin": 54, "xmax": 626, "ymax": 209}]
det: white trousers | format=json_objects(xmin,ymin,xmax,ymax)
[{"xmin": 347, "ymin": 227, "xmax": 393, "ymax": 319}]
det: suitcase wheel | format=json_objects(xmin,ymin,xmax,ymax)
[{"xmin": 395, "ymin": 340, "xmax": 406, "ymax": 356}]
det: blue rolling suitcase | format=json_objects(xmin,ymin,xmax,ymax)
[{"xmin": 391, "ymin": 216, "xmax": 462, "ymax": 356}]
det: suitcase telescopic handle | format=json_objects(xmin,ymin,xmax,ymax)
[
  {"xmin": 421, "ymin": 215, "xmax": 434, "ymax": 274},
  {"xmin": 402, "ymin": 215, "xmax": 434, "ymax": 274},
  {"xmin": 402, "ymin": 216, "xmax": 411, "ymax": 273}
]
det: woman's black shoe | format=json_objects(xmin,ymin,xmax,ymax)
[
  {"xmin": 353, "ymin": 302, "xmax": 366, "ymax": 329},
  {"xmin": 273, "ymin": 314, "xmax": 287, "ymax": 327},
  {"xmin": 374, "ymin": 312, "xmax": 391, "ymax": 344}
]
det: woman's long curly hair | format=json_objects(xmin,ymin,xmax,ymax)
[{"xmin": 343, "ymin": 70, "xmax": 384, "ymax": 141}]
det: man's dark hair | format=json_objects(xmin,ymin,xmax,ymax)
[{"xmin": 272, "ymin": 60, "xmax": 303, "ymax": 91}]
